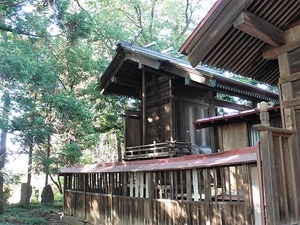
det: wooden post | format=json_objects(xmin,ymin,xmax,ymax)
[
  {"xmin": 257, "ymin": 102, "xmax": 280, "ymax": 225},
  {"xmin": 84, "ymin": 174, "xmax": 87, "ymax": 221},
  {"xmin": 135, "ymin": 173, "xmax": 139, "ymax": 197},
  {"xmin": 186, "ymin": 170, "xmax": 192, "ymax": 201},
  {"xmin": 142, "ymin": 66, "xmax": 147, "ymax": 145},
  {"xmin": 192, "ymin": 169, "xmax": 199, "ymax": 201},
  {"xmin": 209, "ymin": 91, "xmax": 218, "ymax": 153},
  {"xmin": 129, "ymin": 173, "xmax": 134, "ymax": 197},
  {"xmin": 278, "ymin": 51, "xmax": 300, "ymax": 222},
  {"xmin": 139, "ymin": 173, "xmax": 144, "ymax": 198},
  {"xmin": 169, "ymin": 79, "xmax": 174, "ymax": 142},
  {"xmin": 259, "ymin": 101, "xmax": 270, "ymax": 126}
]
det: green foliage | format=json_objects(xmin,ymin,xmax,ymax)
[
  {"xmin": 0, "ymin": 202, "xmax": 63, "ymax": 224},
  {"xmin": 0, "ymin": 1, "xmax": 218, "ymax": 198},
  {"xmin": 34, "ymin": 151, "xmax": 61, "ymax": 175},
  {"xmin": 65, "ymin": 11, "xmax": 93, "ymax": 42},
  {"xmin": 1, "ymin": 169, "xmax": 22, "ymax": 205},
  {"xmin": 53, "ymin": 191, "xmax": 63, "ymax": 202},
  {"xmin": 61, "ymin": 142, "xmax": 83, "ymax": 164}
]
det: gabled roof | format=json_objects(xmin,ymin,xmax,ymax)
[
  {"xmin": 179, "ymin": 0, "xmax": 300, "ymax": 86},
  {"xmin": 99, "ymin": 41, "xmax": 278, "ymax": 102}
]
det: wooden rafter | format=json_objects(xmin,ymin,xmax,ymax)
[
  {"xmin": 112, "ymin": 76, "xmax": 140, "ymax": 88},
  {"xmin": 234, "ymin": 11, "xmax": 285, "ymax": 47}
]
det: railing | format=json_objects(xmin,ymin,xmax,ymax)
[
  {"xmin": 63, "ymin": 157, "xmax": 258, "ymax": 225},
  {"xmin": 124, "ymin": 141, "xmax": 191, "ymax": 160}
]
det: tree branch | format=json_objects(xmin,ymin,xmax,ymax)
[
  {"xmin": 74, "ymin": 0, "xmax": 87, "ymax": 12},
  {"xmin": 49, "ymin": 173, "xmax": 62, "ymax": 193},
  {"xmin": 121, "ymin": 9, "xmax": 141, "ymax": 28},
  {"xmin": 0, "ymin": 0, "xmax": 26, "ymax": 8},
  {"xmin": 134, "ymin": 5, "xmax": 142, "ymax": 28},
  {"xmin": 178, "ymin": 0, "xmax": 192, "ymax": 38},
  {"xmin": 0, "ymin": 24, "xmax": 63, "ymax": 38}
]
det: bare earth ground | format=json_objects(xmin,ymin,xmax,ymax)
[{"xmin": 39, "ymin": 210, "xmax": 67, "ymax": 225}]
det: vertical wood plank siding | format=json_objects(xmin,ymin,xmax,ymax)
[{"xmin": 63, "ymin": 164, "xmax": 256, "ymax": 225}]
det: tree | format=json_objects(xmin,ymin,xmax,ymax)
[
  {"xmin": 0, "ymin": 0, "xmax": 217, "ymax": 210},
  {"xmin": 0, "ymin": 92, "xmax": 9, "ymax": 213}
]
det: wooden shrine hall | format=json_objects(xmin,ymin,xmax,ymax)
[{"xmin": 98, "ymin": 40, "xmax": 278, "ymax": 160}]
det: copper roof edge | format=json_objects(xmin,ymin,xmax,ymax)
[
  {"xmin": 60, "ymin": 147, "xmax": 257, "ymax": 174},
  {"xmin": 193, "ymin": 105, "xmax": 280, "ymax": 127}
]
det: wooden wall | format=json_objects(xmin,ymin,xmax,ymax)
[
  {"xmin": 125, "ymin": 72, "xmax": 210, "ymax": 149},
  {"xmin": 124, "ymin": 114, "xmax": 142, "ymax": 147},
  {"xmin": 146, "ymin": 103, "xmax": 171, "ymax": 143},
  {"xmin": 216, "ymin": 114, "xmax": 282, "ymax": 151},
  {"xmin": 147, "ymin": 74, "xmax": 210, "ymax": 145},
  {"xmin": 218, "ymin": 122, "xmax": 249, "ymax": 151}
]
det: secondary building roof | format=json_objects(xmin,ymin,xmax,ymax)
[
  {"xmin": 99, "ymin": 41, "xmax": 278, "ymax": 102},
  {"xmin": 60, "ymin": 147, "xmax": 256, "ymax": 173},
  {"xmin": 193, "ymin": 106, "xmax": 280, "ymax": 129},
  {"xmin": 179, "ymin": 0, "xmax": 300, "ymax": 86}
]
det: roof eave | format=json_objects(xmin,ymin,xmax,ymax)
[{"xmin": 179, "ymin": 0, "xmax": 252, "ymax": 67}]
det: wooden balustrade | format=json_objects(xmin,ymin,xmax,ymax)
[
  {"xmin": 124, "ymin": 141, "xmax": 191, "ymax": 160},
  {"xmin": 62, "ymin": 160, "xmax": 258, "ymax": 225}
]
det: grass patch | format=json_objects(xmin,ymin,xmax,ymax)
[{"xmin": 0, "ymin": 202, "xmax": 64, "ymax": 225}]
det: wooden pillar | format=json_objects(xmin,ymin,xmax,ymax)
[
  {"xmin": 142, "ymin": 66, "xmax": 147, "ymax": 145},
  {"xmin": 84, "ymin": 174, "xmax": 87, "ymax": 221},
  {"xmin": 209, "ymin": 91, "xmax": 218, "ymax": 153},
  {"xmin": 278, "ymin": 51, "xmax": 300, "ymax": 221},
  {"xmin": 256, "ymin": 103, "xmax": 280, "ymax": 225},
  {"xmin": 259, "ymin": 23, "xmax": 300, "ymax": 223},
  {"xmin": 255, "ymin": 102, "xmax": 298, "ymax": 224},
  {"xmin": 169, "ymin": 79, "xmax": 174, "ymax": 142}
]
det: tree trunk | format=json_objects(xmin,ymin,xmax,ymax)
[
  {"xmin": 24, "ymin": 141, "xmax": 33, "ymax": 209},
  {"xmin": 0, "ymin": 128, "xmax": 7, "ymax": 214},
  {"xmin": 45, "ymin": 103, "xmax": 52, "ymax": 186},
  {"xmin": 45, "ymin": 134, "xmax": 51, "ymax": 186},
  {"xmin": 0, "ymin": 92, "xmax": 9, "ymax": 214}
]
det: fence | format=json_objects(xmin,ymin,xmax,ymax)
[{"xmin": 61, "ymin": 148, "xmax": 259, "ymax": 225}]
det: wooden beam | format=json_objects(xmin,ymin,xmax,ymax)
[
  {"xmin": 281, "ymin": 97, "xmax": 300, "ymax": 108},
  {"xmin": 163, "ymin": 63, "xmax": 213, "ymax": 86},
  {"xmin": 263, "ymin": 24, "xmax": 300, "ymax": 59},
  {"xmin": 112, "ymin": 76, "xmax": 141, "ymax": 88},
  {"xmin": 112, "ymin": 76, "xmax": 140, "ymax": 88},
  {"xmin": 234, "ymin": 11, "xmax": 285, "ymax": 47},
  {"xmin": 125, "ymin": 52, "xmax": 162, "ymax": 70},
  {"xmin": 279, "ymin": 72, "xmax": 300, "ymax": 84},
  {"xmin": 215, "ymin": 99, "xmax": 254, "ymax": 111}
]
